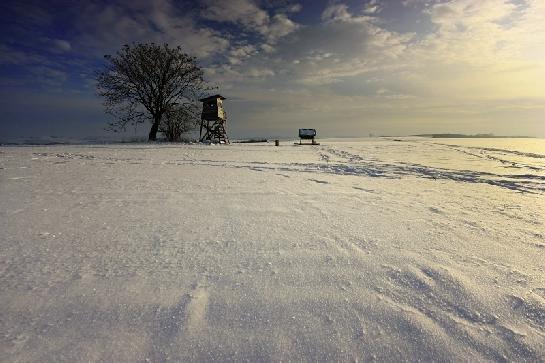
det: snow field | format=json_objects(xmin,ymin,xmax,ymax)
[{"xmin": 1, "ymin": 139, "xmax": 544, "ymax": 361}]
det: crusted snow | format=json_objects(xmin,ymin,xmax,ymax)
[{"xmin": 1, "ymin": 138, "xmax": 544, "ymax": 361}]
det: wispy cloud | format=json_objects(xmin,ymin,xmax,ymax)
[{"xmin": 201, "ymin": 0, "xmax": 299, "ymax": 43}]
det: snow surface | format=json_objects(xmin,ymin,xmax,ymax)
[{"xmin": 1, "ymin": 138, "xmax": 544, "ymax": 361}]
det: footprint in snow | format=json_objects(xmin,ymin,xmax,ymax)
[
  {"xmin": 353, "ymin": 186, "xmax": 374, "ymax": 193},
  {"xmin": 309, "ymin": 179, "xmax": 329, "ymax": 184},
  {"xmin": 429, "ymin": 207, "xmax": 444, "ymax": 214}
]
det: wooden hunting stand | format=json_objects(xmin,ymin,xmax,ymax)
[{"xmin": 199, "ymin": 94, "xmax": 229, "ymax": 144}]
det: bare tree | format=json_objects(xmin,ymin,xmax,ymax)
[
  {"xmin": 96, "ymin": 43, "xmax": 210, "ymax": 141},
  {"xmin": 159, "ymin": 103, "xmax": 200, "ymax": 142}
]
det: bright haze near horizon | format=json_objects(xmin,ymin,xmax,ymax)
[{"xmin": 1, "ymin": 0, "xmax": 544, "ymax": 141}]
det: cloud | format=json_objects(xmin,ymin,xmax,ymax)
[
  {"xmin": 428, "ymin": 0, "xmax": 515, "ymax": 28},
  {"xmin": 228, "ymin": 45, "xmax": 257, "ymax": 64},
  {"xmin": 416, "ymin": 0, "xmax": 544, "ymax": 70},
  {"xmin": 363, "ymin": 0, "xmax": 382, "ymax": 14},
  {"xmin": 0, "ymin": 62, "xmax": 68, "ymax": 90},
  {"xmin": 401, "ymin": 0, "xmax": 440, "ymax": 8},
  {"xmin": 0, "ymin": 44, "xmax": 44, "ymax": 65},
  {"xmin": 202, "ymin": 0, "xmax": 268, "ymax": 26},
  {"xmin": 321, "ymin": 4, "xmax": 353, "ymax": 22},
  {"xmin": 52, "ymin": 39, "xmax": 71, "ymax": 52},
  {"xmin": 208, "ymin": 2, "xmax": 414, "ymax": 89},
  {"xmin": 29, "ymin": 66, "xmax": 68, "ymax": 89},
  {"xmin": 261, "ymin": 43, "xmax": 275, "ymax": 53},
  {"xmin": 265, "ymin": 14, "xmax": 299, "ymax": 41},
  {"xmin": 392, "ymin": 0, "xmax": 545, "ymax": 104},
  {"xmin": 247, "ymin": 67, "xmax": 275, "ymax": 78},
  {"xmin": 201, "ymin": 0, "xmax": 299, "ymax": 43},
  {"xmin": 286, "ymin": 4, "xmax": 302, "ymax": 13}
]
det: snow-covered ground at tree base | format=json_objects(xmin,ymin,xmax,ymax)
[{"xmin": 1, "ymin": 138, "xmax": 544, "ymax": 361}]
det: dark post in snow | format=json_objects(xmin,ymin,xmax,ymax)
[{"xmin": 199, "ymin": 94, "xmax": 229, "ymax": 144}]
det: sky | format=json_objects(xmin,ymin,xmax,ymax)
[{"xmin": 1, "ymin": 0, "xmax": 544, "ymax": 141}]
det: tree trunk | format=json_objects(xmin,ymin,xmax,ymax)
[{"xmin": 148, "ymin": 116, "xmax": 161, "ymax": 141}]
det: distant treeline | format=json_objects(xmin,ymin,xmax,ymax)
[{"xmin": 413, "ymin": 133, "xmax": 533, "ymax": 139}]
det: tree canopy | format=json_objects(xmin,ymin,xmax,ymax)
[{"xmin": 96, "ymin": 43, "xmax": 210, "ymax": 141}]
